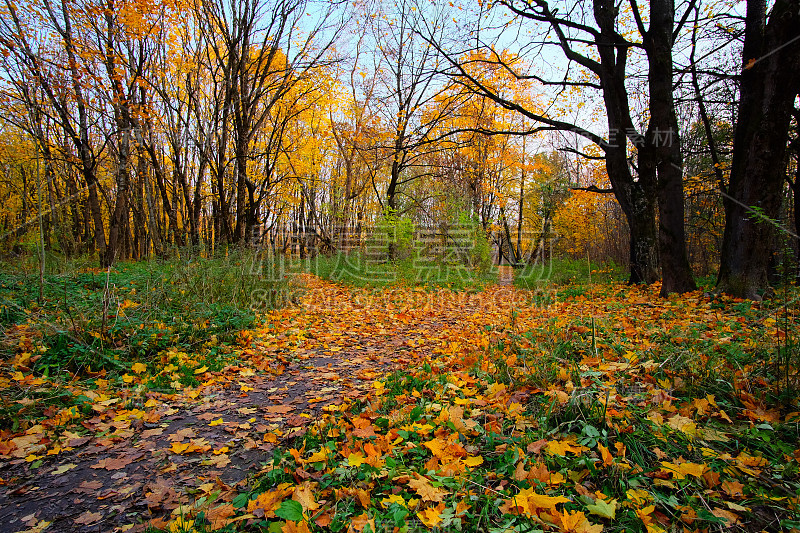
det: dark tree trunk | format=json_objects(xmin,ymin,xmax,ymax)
[
  {"xmin": 626, "ymin": 187, "xmax": 660, "ymax": 284},
  {"xmin": 790, "ymin": 107, "xmax": 800, "ymax": 279},
  {"xmin": 646, "ymin": 0, "xmax": 696, "ymax": 295},
  {"xmin": 106, "ymin": 134, "xmax": 130, "ymax": 266},
  {"xmin": 717, "ymin": 0, "xmax": 800, "ymax": 299},
  {"xmin": 593, "ymin": 0, "xmax": 660, "ymax": 284}
]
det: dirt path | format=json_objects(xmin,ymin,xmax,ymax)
[{"xmin": 0, "ymin": 277, "xmax": 521, "ymax": 532}]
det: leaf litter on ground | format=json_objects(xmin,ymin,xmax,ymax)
[{"xmin": 1, "ymin": 274, "xmax": 799, "ymax": 532}]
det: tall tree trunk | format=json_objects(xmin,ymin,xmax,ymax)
[
  {"xmin": 626, "ymin": 188, "xmax": 660, "ymax": 284},
  {"xmin": 516, "ymin": 141, "xmax": 525, "ymax": 261},
  {"xmin": 386, "ymin": 153, "xmax": 401, "ymax": 261},
  {"xmin": 191, "ymin": 160, "xmax": 205, "ymax": 247},
  {"xmin": 646, "ymin": 0, "xmax": 696, "ymax": 295},
  {"xmin": 106, "ymin": 129, "xmax": 131, "ymax": 266},
  {"xmin": 234, "ymin": 141, "xmax": 248, "ymax": 243},
  {"xmin": 594, "ymin": 0, "xmax": 660, "ymax": 284},
  {"xmin": 142, "ymin": 155, "xmax": 163, "ymax": 257},
  {"xmin": 717, "ymin": 0, "xmax": 800, "ymax": 299},
  {"xmin": 604, "ymin": 128, "xmax": 660, "ymax": 284}
]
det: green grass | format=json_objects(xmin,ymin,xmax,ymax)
[
  {"xmin": 0, "ymin": 248, "xmax": 290, "ymax": 379},
  {"xmin": 515, "ymin": 257, "xmax": 624, "ymax": 290},
  {"xmin": 310, "ymin": 251, "xmax": 499, "ymax": 291},
  {"xmin": 310, "ymin": 252, "xmax": 625, "ymax": 293}
]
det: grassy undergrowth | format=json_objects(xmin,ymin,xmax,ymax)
[
  {"xmin": 309, "ymin": 251, "xmax": 499, "ymax": 291},
  {"xmin": 514, "ymin": 257, "xmax": 625, "ymax": 292},
  {"xmin": 0, "ymin": 249, "xmax": 290, "ymax": 430},
  {"xmin": 311, "ymin": 252, "xmax": 624, "ymax": 294}
]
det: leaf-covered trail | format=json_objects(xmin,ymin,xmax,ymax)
[
  {"xmin": 4, "ymin": 275, "xmax": 799, "ymax": 533},
  {"xmin": 0, "ymin": 276, "xmax": 521, "ymax": 532}
]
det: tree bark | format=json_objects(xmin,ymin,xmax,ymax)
[
  {"xmin": 593, "ymin": 0, "xmax": 660, "ymax": 284},
  {"xmin": 645, "ymin": 0, "xmax": 696, "ymax": 295},
  {"xmin": 717, "ymin": 0, "xmax": 800, "ymax": 299}
]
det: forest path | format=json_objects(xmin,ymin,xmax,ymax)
[{"xmin": 0, "ymin": 276, "xmax": 523, "ymax": 532}]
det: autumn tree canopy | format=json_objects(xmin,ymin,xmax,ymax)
[{"xmin": 0, "ymin": 0, "xmax": 798, "ymax": 298}]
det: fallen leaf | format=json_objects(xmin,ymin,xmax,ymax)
[
  {"xmin": 293, "ymin": 481, "xmax": 320, "ymax": 511},
  {"xmin": 91, "ymin": 456, "xmax": 132, "ymax": 470},
  {"xmin": 417, "ymin": 502, "xmax": 446, "ymax": 528},
  {"xmin": 51, "ymin": 463, "xmax": 77, "ymax": 476},
  {"xmin": 586, "ymin": 498, "xmax": 617, "ymax": 519},
  {"xmin": 74, "ymin": 511, "xmax": 102, "ymax": 525},
  {"xmin": 408, "ymin": 473, "xmax": 448, "ymax": 502}
]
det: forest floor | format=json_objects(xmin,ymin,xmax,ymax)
[{"xmin": 1, "ymin": 272, "xmax": 800, "ymax": 532}]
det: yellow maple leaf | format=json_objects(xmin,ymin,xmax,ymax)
[
  {"xmin": 463, "ymin": 455, "xmax": 483, "ymax": 467},
  {"xmin": 597, "ymin": 443, "xmax": 613, "ymax": 466},
  {"xmin": 381, "ymin": 494, "xmax": 406, "ymax": 509},
  {"xmin": 417, "ymin": 502, "xmax": 445, "ymax": 528},
  {"xmin": 423, "ymin": 437, "xmax": 448, "ymax": 458},
  {"xmin": 348, "ymin": 452, "xmax": 365, "ymax": 467},
  {"xmin": 554, "ymin": 509, "xmax": 603, "ymax": 533},
  {"xmin": 660, "ymin": 461, "xmax": 707, "ymax": 480},
  {"xmin": 131, "ymin": 362, "xmax": 147, "ymax": 374},
  {"xmin": 349, "ymin": 512, "xmax": 375, "ymax": 532},
  {"xmin": 209, "ymin": 418, "xmax": 224, "ymax": 427},
  {"xmin": 281, "ymin": 520, "xmax": 311, "ymax": 533},
  {"xmin": 305, "ymin": 450, "xmax": 328, "ymax": 463},
  {"xmin": 626, "ymin": 488, "xmax": 652, "ymax": 506},
  {"xmin": 547, "ymin": 439, "xmax": 588, "ymax": 456},
  {"xmin": 666, "ymin": 414, "xmax": 697, "ymax": 437},
  {"xmin": 520, "ymin": 487, "xmax": 570, "ymax": 512},
  {"xmin": 500, "ymin": 487, "xmax": 569, "ymax": 516},
  {"xmin": 247, "ymin": 483, "xmax": 293, "ymax": 517},
  {"xmin": 170, "ymin": 442, "xmax": 190, "ymax": 454},
  {"xmin": 167, "ymin": 517, "xmax": 194, "ymax": 533}
]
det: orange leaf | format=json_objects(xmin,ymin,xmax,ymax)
[
  {"xmin": 408, "ymin": 473, "xmax": 448, "ymax": 502},
  {"xmin": 293, "ymin": 481, "xmax": 320, "ymax": 511},
  {"xmin": 281, "ymin": 520, "xmax": 311, "ymax": 533},
  {"xmin": 553, "ymin": 509, "xmax": 603, "ymax": 533},
  {"xmin": 597, "ymin": 443, "xmax": 613, "ymax": 466}
]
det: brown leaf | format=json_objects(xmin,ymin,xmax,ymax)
[
  {"xmin": 264, "ymin": 405, "xmax": 293, "ymax": 414},
  {"xmin": 76, "ymin": 480, "xmax": 104, "ymax": 493},
  {"xmin": 206, "ymin": 503, "xmax": 235, "ymax": 531},
  {"xmin": 315, "ymin": 511, "xmax": 333, "ymax": 527},
  {"xmin": 91, "ymin": 455, "xmax": 132, "ymax": 470},
  {"xmin": 140, "ymin": 428, "xmax": 164, "ymax": 439},
  {"xmin": 167, "ymin": 428, "xmax": 196, "ymax": 441},
  {"xmin": 285, "ymin": 415, "xmax": 308, "ymax": 427},
  {"xmin": 526, "ymin": 439, "xmax": 547, "ymax": 454},
  {"xmin": 513, "ymin": 460, "xmax": 528, "ymax": 481},
  {"xmin": 711, "ymin": 507, "xmax": 740, "ymax": 525},
  {"xmin": 74, "ymin": 511, "xmax": 102, "ymax": 525},
  {"xmin": 66, "ymin": 436, "xmax": 92, "ymax": 447}
]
